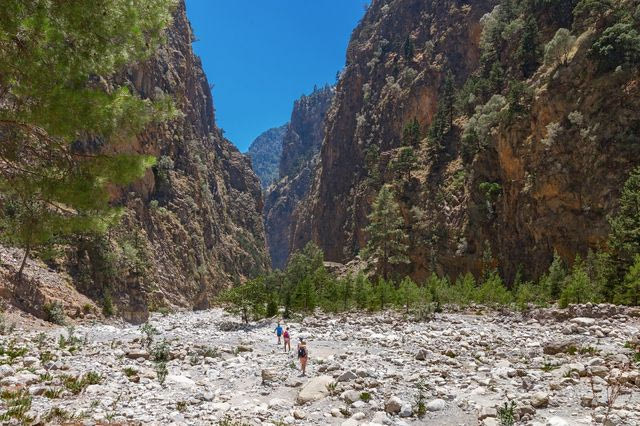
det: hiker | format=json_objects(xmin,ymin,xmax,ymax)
[
  {"xmin": 283, "ymin": 327, "xmax": 291, "ymax": 352},
  {"xmin": 274, "ymin": 322, "xmax": 283, "ymax": 345},
  {"xmin": 297, "ymin": 337, "xmax": 308, "ymax": 376}
]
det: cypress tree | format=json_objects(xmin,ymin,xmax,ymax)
[{"xmin": 362, "ymin": 185, "xmax": 410, "ymax": 279}]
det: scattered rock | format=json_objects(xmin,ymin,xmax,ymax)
[
  {"xmin": 385, "ymin": 396, "xmax": 403, "ymax": 414},
  {"xmin": 427, "ymin": 399, "xmax": 446, "ymax": 411},
  {"xmin": 531, "ymin": 392, "xmax": 549, "ymax": 408}
]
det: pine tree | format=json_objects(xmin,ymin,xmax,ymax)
[
  {"xmin": 609, "ymin": 167, "xmax": 640, "ymax": 273},
  {"xmin": 428, "ymin": 72, "xmax": 455, "ymax": 152},
  {"xmin": 541, "ymin": 250, "xmax": 567, "ymax": 299},
  {"xmin": 620, "ymin": 255, "xmax": 640, "ymax": 306},
  {"xmin": 396, "ymin": 277, "xmax": 420, "ymax": 314},
  {"xmin": 390, "ymin": 147, "xmax": 417, "ymax": 181},
  {"xmin": 403, "ymin": 36, "xmax": 415, "ymax": 60},
  {"xmin": 0, "ymin": 0, "xmax": 178, "ymax": 279},
  {"xmin": 517, "ymin": 16, "xmax": 541, "ymax": 78},
  {"xmin": 362, "ymin": 185, "xmax": 410, "ymax": 279},
  {"xmin": 402, "ymin": 118, "xmax": 421, "ymax": 147}
]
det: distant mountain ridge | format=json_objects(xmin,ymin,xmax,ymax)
[{"xmin": 246, "ymin": 125, "xmax": 288, "ymax": 189}]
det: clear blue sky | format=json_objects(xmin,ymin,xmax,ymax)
[{"xmin": 185, "ymin": 0, "xmax": 366, "ymax": 152}]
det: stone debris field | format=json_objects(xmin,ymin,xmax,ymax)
[{"xmin": 1, "ymin": 304, "xmax": 639, "ymax": 425}]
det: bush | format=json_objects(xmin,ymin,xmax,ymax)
[
  {"xmin": 461, "ymin": 95, "xmax": 507, "ymax": 161},
  {"xmin": 544, "ymin": 28, "xmax": 576, "ymax": 66},
  {"xmin": 43, "ymin": 302, "xmax": 65, "ymax": 325}
]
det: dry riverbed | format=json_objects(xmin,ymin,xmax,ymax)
[{"xmin": 1, "ymin": 305, "xmax": 639, "ymax": 425}]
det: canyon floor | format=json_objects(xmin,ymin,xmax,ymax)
[{"xmin": 1, "ymin": 305, "xmax": 639, "ymax": 425}]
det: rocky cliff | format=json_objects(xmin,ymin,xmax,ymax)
[
  {"xmin": 69, "ymin": 0, "xmax": 269, "ymax": 321},
  {"xmin": 246, "ymin": 125, "xmax": 288, "ymax": 189},
  {"xmin": 264, "ymin": 86, "xmax": 334, "ymax": 269},
  {"xmin": 296, "ymin": 0, "xmax": 640, "ymax": 283}
]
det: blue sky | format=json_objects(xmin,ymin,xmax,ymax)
[{"xmin": 185, "ymin": 1, "xmax": 366, "ymax": 152}]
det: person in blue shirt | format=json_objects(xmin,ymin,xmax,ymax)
[{"xmin": 274, "ymin": 322, "xmax": 283, "ymax": 345}]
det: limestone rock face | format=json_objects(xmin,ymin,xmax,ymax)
[
  {"xmin": 293, "ymin": 0, "xmax": 640, "ymax": 282},
  {"xmin": 246, "ymin": 125, "xmax": 288, "ymax": 189},
  {"xmin": 263, "ymin": 86, "xmax": 334, "ymax": 269},
  {"xmin": 69, "ymin": 0, "xmax": 269, "ymax": 318}
]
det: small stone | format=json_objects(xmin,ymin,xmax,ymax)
[
  {"xmin": 427, "ymin": 399, "xmax": 446, "ymax": 411},
  {"xmin": 293, "ymin": 409, "xmax": 306, "ymax": 420},
  {"xmin": 337, "ymin": 370, "xmax": 358, "ymax": 382},
  {"xmin": 399, "ymin": 404, "xmax": 413, "ymax": 417},
  {"xmin": 531, "ymin": 392, "xmax": 549, "ymax": 408},
  {"xmin": 342, "ymin": 390, "xmax": 361, "ymax": 404},
  {"xmin": 546, "ymin": 416, "xmax": 570, "ymax": 426},
  {"xmin": 415, "ymin": 349, "xmax": 429, "ymax": 360}
]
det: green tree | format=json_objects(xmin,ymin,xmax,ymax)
[
  {"xmin": 362, "ymin": 185, "xmax": 410, "ymax": 279},
  {"xmin": 559, "ymin": 257, "xmax": 600, "ymax": 308},
  {"xmin": 219, "ymin": 278, "xmax": 267, "ymax": 324},
  {"xmin": 337, "ymin": 275, "xmax": 354, "ymax": 311},
  {"xmin": 403, "ymin": 35, "xmax": 415, "ymax": 60},
  {"xmin": 609, "ymin": 167, "xmax": 640, "ymax": 274},
  {"xmin": 517, "ymin": 16, "xmax": 541, "ymax": 78},
  {"xmin": 544, "ymin": 28, "xmax": 577, "ymax": 66},
  {"xmin": 372, "ymin": 278, "xmax": 395, "ymax": 311},
  {"xmin": 618, "ymin": 254, "xmax": 640, "ymax": 306},
  {"xmin": 390, "ymin": 147, "xmax": 417, "ymax": 180},
  {"xmin": 396, "ymin": 277, "xmax": 420, "ymax": 314},
  {"xmin": 573, "ymin": 0, "xmax": 617, "ymax": 30},
  {"xmin": 353, "ymin": 273, "xmax": 373, "ymax": 310},
  {"xmin": 454, "ymin": 273, "xmax": 477, "ymax": 305},
  {"xmin": 428, "ymin": 72, "xmax": 455, "ymax": 151},
  {"xmin": 591, "ymin": 22, "xmax": 640, "ymax": 72},
  {"xmin": 540, "ymin": 250, "xmax": 567, "ymax": 299},
  {"xmin": 476, "ymin": 272, "xmax": 512, "ymax": 306},
  {"xmin": 0, "ymin": 0, "xmax": 178, "ymax": 278},
  {"xmin": 402, "ymin": 118, "xmax": 421, "ymax": 147}
]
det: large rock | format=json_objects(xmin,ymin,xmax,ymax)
[
  {"xmin": 543, "ymin": 339, "xmax": 578, "ymax": 355},
  {"xmin": 385, "ymin": 396, "xmax": 403, "ymax": 414},
  {"xmin": 296, "ymin": 375, "xmax": 335, "ymax": 404},
  {"xmin": 261, "ymin": 368, "xmax": 278, "ymax": 383}
]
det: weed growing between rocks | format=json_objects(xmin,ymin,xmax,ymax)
[
  {"xmin": 139, "ymin": 321, "xmax": 158, "ymax": 349},
  {"xmin": 497, "ymin": 400, "xmax": 516, "ymax": 426},
  {"xmin": 414, "ymin": 380, "xmax": 427, "ymax": 417},
  {"xmin": 0, "ymin": 388, "xmax": 33, "ymax": 423},
  {"xmin": 61, "ymin": 371, "xmax": 102, "ymax": 395}
]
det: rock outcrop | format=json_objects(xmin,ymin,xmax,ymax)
[
  {"xmin": 294, "ymin": 0, "xmax": 640, "ymax": 282},
  {"xmin": 263, "ymin": 86, "xmax": 334, "ymax": 269},
  {"xmin": 246, "ymin": 125, "xmax": 288, "ymax": 189},
  {"xmin": 69, "ymin": 0, "xmax": 269, "ymax": 320}
]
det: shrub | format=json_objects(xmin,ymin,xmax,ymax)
[
  {"xmin": 461, "ymin": 95, "xmax": 507, "ymax": 161},
  {"xmin": 43, "ymin": 302, "xmax": 65, "ymax": 325},
  {"xmin": 544, "ymin": 28, "xmax": 576, "ymax": 66}
]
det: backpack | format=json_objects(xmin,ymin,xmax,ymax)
[{"xmin": 298, "ymin": 346, "xmax": 307, "ymax": 358}]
